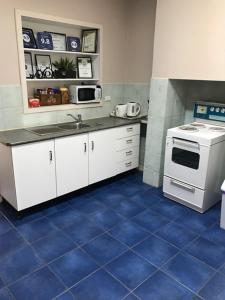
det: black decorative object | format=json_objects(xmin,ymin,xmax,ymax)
[
  {"xmin": 24, "ymin": 52, "xmax": 34, "ymax": 78},
  {"xmin": 67, "ymin": 36, "xmax": 81, "ymax": 52},
  {"xmin": 35, "ymin": 54, "xmax": 53, "ymax": 78},
  {"xmin": 37, "ymin": 32, "xmax": 53, "ymax": 50},
  {"xmin": 52, "ymin": 57, "xmax": 76, "ymax": 78},
  {"xmin": 82, "ymin": 29, "xmax": 98, "ymax": 53},
  {"xmin": 22, "ymin": 28, "xmax": 37, "ymax": 49}
]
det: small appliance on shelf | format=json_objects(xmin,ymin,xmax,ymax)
[{"xmin": 69, "ymin": 85, "xmax": 102, "ymax": 104}]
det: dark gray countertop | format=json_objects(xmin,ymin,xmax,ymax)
[{"xmin": 0, "ymin": 116, "xmax": 144, "ymax": 146}]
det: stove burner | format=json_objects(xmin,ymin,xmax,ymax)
[
  {"xmin": 190, "ymin": 123, "xmax": 206, "ymax": 128},
  {"xmin": 209, "ymin": 126, "xmax": 225, "ymax": 132},
  {"xmin": 178, "ymin": 125, "xmax": 199, "ymax": 132}
]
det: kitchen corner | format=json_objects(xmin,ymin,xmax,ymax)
[{"xmin": 1, "ymin": 1, "xmax": 225, "ymax": 300}]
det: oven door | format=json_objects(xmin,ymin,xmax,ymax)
[{"xmin": 164, "ymin": 137, "xmax": 210, "ymax": 189}]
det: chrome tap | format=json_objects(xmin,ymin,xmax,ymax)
[{"xmin": 67, "ymin": 113, "xmax": 82, "ymax": 123}]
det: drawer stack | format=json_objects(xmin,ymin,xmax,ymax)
[{"xmin": 115, "ymin": 124, "xmax": 140, "ymax": 174}]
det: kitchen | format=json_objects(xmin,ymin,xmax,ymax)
[{"xmin": 0, "ymin": 1, "xmax": 225, "ymax": 299}]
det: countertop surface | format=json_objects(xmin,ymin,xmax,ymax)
[{"xmin": 0, "ymin": 116, "xmax": 146, "ymax": 146}]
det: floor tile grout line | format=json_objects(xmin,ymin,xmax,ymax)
[
  {"xmin": 196, "ymin": 270, "xmax": 225, "ymax": 297},
  {"xmin": 156, "ymin": 269, "xmax": 205, "ymax": 300},
  {"xmin": 1, "ymin": 212, "xmax": 132, "ymax": 290},
  {"xmin": 0, "ymin": 178, "xmax": 222, "ymax": 299},
  {"xmin": 157, "ymin": 251, "xmax": 215, "ymax": 298}
]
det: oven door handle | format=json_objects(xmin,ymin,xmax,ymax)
[
  {"xmin": 172, "ymin": 138, "xmax": 199, "ymax": 149},
  {"xmin": 171, "ymin": 179, "xmax": 195, "ymax": 193}
]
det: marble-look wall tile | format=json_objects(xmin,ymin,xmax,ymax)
[
  {"xmin": 143, "ymin": 79, "xmax": 187, "ymax": 188},
  {"xmin": 0, "ymin": 83, "xmax": 125, "ymax": 130},
  {"xmin": 0, "ymin": 82, "xmax": 148, "ymax": 173},
  {"xmin": 0, "ymin": 85, "xmax": 22, "ymax": 109},
  {"xmin": 123, "ymin": 83, "xmax": 150, "ymax": 116}
]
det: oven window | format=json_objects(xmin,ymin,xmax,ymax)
[
  {"xmin": 172, "ymin": 147, "xmax": 200, "ymax": 170},
  {"xmin": 78, "ymin": 88, "xmax": 95, "ymax": 102}
]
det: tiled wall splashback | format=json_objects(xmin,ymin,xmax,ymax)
[{"xmin": 0, "ymin": 83, "xmax": 150, "ymax": 130}]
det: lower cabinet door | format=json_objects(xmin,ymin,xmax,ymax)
[
  {"xmin": 12, "ymin": 140, "xmax": 56, "ymax": 210},
  {"xmin": 89, "ymin": 129, "xmax": 117, "ymax": 184},
  {"xmin": 55, "ymin": 134, "xmax": 89, "ymax": 196}
]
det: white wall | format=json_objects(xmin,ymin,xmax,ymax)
[
  {"xmin": 0, "ymin": 0, "xmax": 156, "ymax": 85},
  {"xmin": 152, "ymin": 0, "xmax": 225, "ymax": 81}
]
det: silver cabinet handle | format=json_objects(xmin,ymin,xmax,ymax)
[
  {"xmin": 171, "ymin": 179, "xmax": 195, "ymax": 193},
  {"xmin": 84, "ymin": 142, "xmax": 87, "ymax": 152},
  {"xmin": 91, "ymin": 141, "xmax": 94, "ymax": 151},
  {"xmin": 126, "ymin": 150, "xmax": 132, "ymax": 156},
  {"xmin": 125, "ymin": 162, "xmax": 132, "ymax": 167},
  {"xmin": 127, "ymin": 127, "xmax": 133, "ymax": 132},
  {"xmin": 126, "ymin": 139, "xmax": 133, "ymax": 144},
  {"xmin": 49, "ymin": 150, "xmax": 53, "ymax": 162}
]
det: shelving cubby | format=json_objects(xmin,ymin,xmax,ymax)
[{"xmin": 15, "ymin": 10, "xmax": 103, "ymax": 113}]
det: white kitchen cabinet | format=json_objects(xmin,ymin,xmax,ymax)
[
  {"xmin": 55, "ymin": 134, "xmax": 89, "ymax": 196},
  {"xmin": 0, "ymin": 140, "xmax": 56, "ymax": 210},
  {"xmin": 89, "ymin": 129, "xmax": 118, "ymax": 184},
  {"xmin": 89, "ymin": 124, "xmax": 140, "ymax": 184},
  {"xmin": 0, "ymin": 123, "xmax": 140, "ymax": 211}
]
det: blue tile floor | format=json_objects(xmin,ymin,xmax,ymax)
[{"xmin": 0, "ymin": 171, "xmax": 225, "ymax": 299}]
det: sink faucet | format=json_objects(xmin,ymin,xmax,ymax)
[{"xmin": 67, "ymin": 114, "xmax": 82, "ymax": 123}]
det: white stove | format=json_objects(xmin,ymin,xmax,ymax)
[
  {"xmin": 163, "ymin": 102, "xmax": 225, "ymax": 213},
  {"xmin": 168, "ymin": 122, "xmax": 225, "ymax": 146}
]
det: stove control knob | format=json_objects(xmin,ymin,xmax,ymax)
[
  {"xmin": 210, "ymin": 107, "xmax": 215, "ymax": 112},
  {"xmin": 216, "ymin": 108, "xmax": 220, "ymax": 113}
]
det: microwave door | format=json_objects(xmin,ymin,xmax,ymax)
[{"xmin": 78, "ymin": 88, "xmax": 96, "ymax": 103}]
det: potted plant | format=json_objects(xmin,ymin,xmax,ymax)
[{"xmin": 52, "ymin": 57, "xmax": 76, "ymax": 78}]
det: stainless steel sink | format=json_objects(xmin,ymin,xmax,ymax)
[
  {"xmin": 57, "ymin": 123, "xmax": 90, "ymax": 130},
  {"xmin": 26, "ymin": 126, "xmax": 67, "ymax": 136}
]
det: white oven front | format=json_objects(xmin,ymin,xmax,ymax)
[{"xmin": 164, "ymin": 137, "xmax": 210, "ymax": 189}]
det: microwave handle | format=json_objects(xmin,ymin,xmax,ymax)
[{"xmin": 95, "ymin": 86, "xmax": 102, "ymax": 100}]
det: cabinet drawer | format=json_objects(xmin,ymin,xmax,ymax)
[
  {"xmin": 116, "ymin": 146, "xmax": 139, "ymax": 162},
  {"xmin": 116, "ymin": 157, "xmax": 139, "ymax": 174},
  {"xmin": 115, "ymin": 124, "xmax": 140, "ymax": 139},
  {"xmin": 163, "ymin": 176, "xmax": 204, "ymax": 209},
  {"xmin": 116, "ymin": 135, "xmax": 140, "ymax": 150}
]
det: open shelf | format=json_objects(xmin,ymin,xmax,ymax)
[
  {"xmin": 15, "ymin": 9, "xmax": 103, "ymax": 114},
  {"xmin": 26, "ymin": 78, "xmax": 99, "ymax": 82},
  {"xmin": 24, "ymin": 48, "xmax": 99, "ymax": 56},
  {"xmin": 25, "ymin": 102, "xmax": 103, "ymax": 114}
]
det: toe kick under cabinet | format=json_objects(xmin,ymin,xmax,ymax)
[{"xmin": 0, "ymin": 124, "xmax": 140, "ymax": 210}]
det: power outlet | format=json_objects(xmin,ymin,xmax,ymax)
[{"xmin": 104, "ymin": 96, "xmax": 111, "ymax": 102}]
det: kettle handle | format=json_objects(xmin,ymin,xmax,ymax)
[{"xmin": 136, "ymin": 103, "xmax": 141, "ymax": 116}]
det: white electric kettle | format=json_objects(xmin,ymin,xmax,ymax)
[
  {"xmin": 115, "ymin": 104, "xmax": 127, "ymax": 117},
  {"xmin": 127, "ymin": 102, "xmax": 141, "ymax": 117}
]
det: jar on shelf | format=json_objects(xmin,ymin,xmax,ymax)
[{"xmin": 60, "ymin": 88, "xmax": 69, "ymax": 104}]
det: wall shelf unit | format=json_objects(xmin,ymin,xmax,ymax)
[
  {"xmin": 24, "ymin": 48, "xmax": 100, "ymax": 56},
  {"xmin": 15, "ymin": 10, "xmax": 103, "ymax": 114},
  {"xmin": 26, "ymin": 78, "xmax": 100, "ymax": 82}
]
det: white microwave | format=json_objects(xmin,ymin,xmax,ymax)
[{"xmin": 69, "ymin": 85, "xmax": 102, "ymax": 104}]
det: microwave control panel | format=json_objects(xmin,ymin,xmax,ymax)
[{"xmin": 194, "ymin": 102, "xmax": 225, "ymax": 122}]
